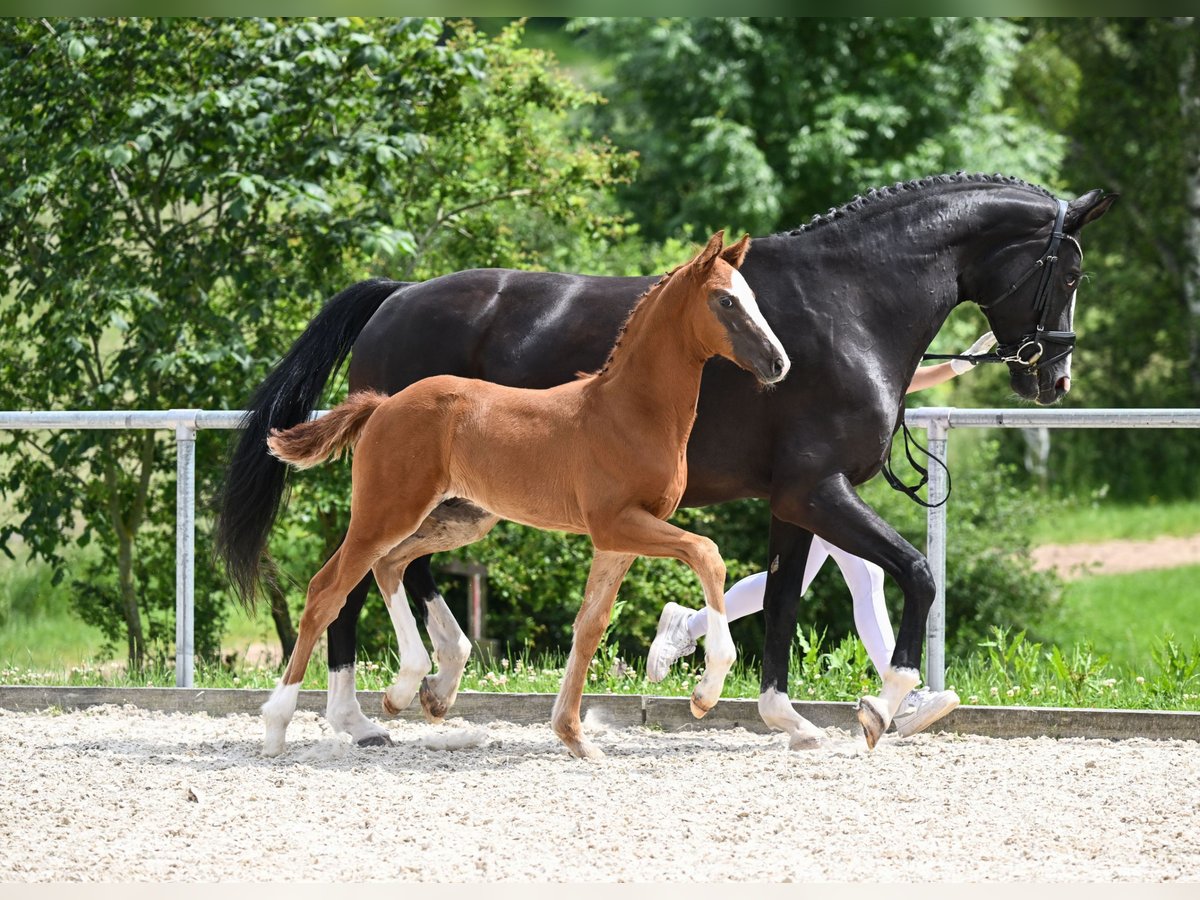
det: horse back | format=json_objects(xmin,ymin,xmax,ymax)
[{"xmin": 347, "ymin": 269, "xmax": 656, "ymax": 395}]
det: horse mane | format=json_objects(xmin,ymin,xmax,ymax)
[
  {"xmin": 577, "ymin": 264, "xmax": 682, "ymax": 380},
  {"xmin": 785, "ymin": 171, "xmax": 1056, "ymax": 236}
]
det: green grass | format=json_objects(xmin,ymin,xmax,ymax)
[
  {"xmin": 3, "ymin": 626, "xmax": 1198, "ymax": 713},
  {"xmin": 1028, "ymin": 498, "xmax": 1200, "ymax": 543},
  {"xmin": 1033, "ymin": 565, "xmax": 1200, "ymax": 671},
  {"xmin": 0, "ymin": 559, "xmax": 112, "ymax": 670}
]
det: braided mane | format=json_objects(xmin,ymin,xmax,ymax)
[{"xmin": 785, "ymin": 171, "xmax": 1055, "ymax": 236}]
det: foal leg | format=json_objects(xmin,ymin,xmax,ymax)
[
  {"xmin": 550, "ymin": 550, "xmax": 634, "ymax": 760},
  {"xmin": 404, "ymin": 500, "xmax": 500, "ymax": 721},
  {"xmin": 262, "ymin": 539, "xmax": 382, "ymax": 757},
  {"xmin": 372, "ymin": 547, "xmax": 433, "ymax": 718},
  {"xmin": 592, "ymin": 509, "xmax": 736, "ymax": 717}
]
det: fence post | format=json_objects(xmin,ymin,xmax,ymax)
[
  {"xmin": 924, "ymin": 412, "xmax": 950, "ymax": 691},
  {"xmin": 173, "ymin": 412, "xmax": 199, "ymax": 688}
]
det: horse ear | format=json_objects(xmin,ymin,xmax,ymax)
[
  {"xmin": 720, "ymin": 233, "xmax": 751, "ymax": 269},
  {"xmin": 694, "ymin": 230, "xmax": 726, "ymax": 271},
  {"xmin": 1065, "ymin": 190, "xmax": 1118, "ymax": 233}
]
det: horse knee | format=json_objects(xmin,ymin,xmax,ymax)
[{"xmin": 898, "ymin": 555, "xmax": 935, "ymax": 610}]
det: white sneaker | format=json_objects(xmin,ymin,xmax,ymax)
[
  {"xmin": 891, "ymin": 687, "xmax": 960, "ymax": 737},
  {"xmin": 646, "ymin": 602, "xmax": 698, "ymax": 683}
]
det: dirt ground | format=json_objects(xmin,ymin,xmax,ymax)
[
  {"xmin": 1, "ymin": 704, "xmax": 1197, "ymax": 882},
  {"xmin": 1031, "ymin": 534, "xmax": 1200, "ymax": 579}
]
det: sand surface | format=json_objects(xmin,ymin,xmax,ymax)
[
  {"xmin": 1032, "ymin": 533, "xmax": 1200, "ymax": 579},
  {"xmin": 1, "ymin": 704, "xmax": 1197, "ymax": 882}
]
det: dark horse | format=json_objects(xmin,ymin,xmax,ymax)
[{"xmin": 215, "ymin": 173, "xmax": 1115, "ymax": 750}]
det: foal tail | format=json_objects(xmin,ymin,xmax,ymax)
[
  {"xmin": 267, "ymin": 390, "xmax": 389, "ymax": 470},
  {"xmin": 214, "ymin": 277, "xmax": 407, "ymax": 606}
]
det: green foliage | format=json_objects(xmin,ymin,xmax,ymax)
[
  {"xmin": 572, "ymin": 17, "xmax": 1064, "ymax": 239},
  {"xmin": 0, "ymin": 17, "xmax": 631, "ymax": 668},
  {"xmin": 1000, "ymin": 18, "xmax": 1200, "ymax": 501}
]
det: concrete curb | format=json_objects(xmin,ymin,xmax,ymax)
[{"xmin": 1, "ymin": 685, "xmax": 1197, "ymax": 742}]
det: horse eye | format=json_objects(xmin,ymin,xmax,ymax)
[
  {"xmin": 1066, "ymin": 274, "xmax": 1078, "ymax": 287},
  {"xmin": 719, "ymin": 295, "xmax": 734, "ymax": 308}
]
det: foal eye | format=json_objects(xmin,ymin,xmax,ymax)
[{"xmin": 719, "ymin": 295, "xmax": 734, "ymax": 308}]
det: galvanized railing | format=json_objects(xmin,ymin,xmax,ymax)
[{"xmin": 1, "ymin": 407, "xmax": 1198, "ymax": 689}]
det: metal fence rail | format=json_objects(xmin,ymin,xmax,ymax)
[{"xmin": 1, "ymin": 407, "xmax": 1198, "ymax": 690}]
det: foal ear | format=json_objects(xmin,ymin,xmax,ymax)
[
  {"xmin": 1065, "ymin": 189, "xmax": 1118, "ymax": 233},
  {"xmin": 694, "ymin": 230, "xmax": 726, "ymax": 271},
  {"xmin": 720, "ymin": 233, "xmax": 751, "ymax": 269}
]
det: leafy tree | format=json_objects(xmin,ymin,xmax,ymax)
[
  {"xmin": 1000, "ymin": 18, "xmax": 1200, "ymax": 501},
  {"xmin": 572, "ymin": 17, "xmax": 1064, "ymax": 239},
  {"xmin": 0, "ymin": 17, "xmax": 631, "ymax": 669}
]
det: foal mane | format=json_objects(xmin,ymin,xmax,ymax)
[
  {"xmin": 785, "ymin": 171, "xmax": 1056, "ymax": 236},
  {"xmin": 577, "ymin": 264, "xmax": 682, "ymax": 380}
]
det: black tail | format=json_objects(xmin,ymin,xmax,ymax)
[{"xmin": 213, "ymin": 278, "xmax": 407, "ymax": 607}]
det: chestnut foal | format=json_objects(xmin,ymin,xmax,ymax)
[{"xmin": 261, "ymin": 232, "xmax": 790, "ymax": 758}]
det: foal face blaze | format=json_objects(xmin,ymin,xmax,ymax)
[{"xmin": 703, "ymin": 262, "xmax": 791, "ymax": 385}]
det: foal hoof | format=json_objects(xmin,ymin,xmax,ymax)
[
  {"xmin": 689, "ymin": 694, "xmax": 714, "ymax": 719},
  {"xmin": 566, "ymin": 739, "xmax": 605, "ymax": 761},
  {"xmin": 856, "ymin": 696, "xmax": 888, "ymax": 750},
  {"xmin": 355, "ymin": 732, "xmax": 394, "ymax": 748},
  {"xmin": 788, "ymin": 731, "xmax": 827, "ymax": 751},
  {"xmin": 382, "ymin": 689, "xmax": 413, "ymax": 717},
  {"xmin": 419, "ymin": 677, "xmax": 448, "ymax": 724}
]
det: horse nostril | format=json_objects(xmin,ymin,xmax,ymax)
[
  {"xmin": 772, "ymin": 357, "xmax": 785, "ymax": 377},
  {"xmin": 1057, "ymin": 375, "xmax": 1071, "ymax": 393}
]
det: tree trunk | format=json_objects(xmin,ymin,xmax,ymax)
[
  {"xmin": 116, "ymin": 529, "xmax": 145, "ymax": 671},
  {"xmin": 267, "ymin": 577, "xmax": 297, "ymax": 659}
]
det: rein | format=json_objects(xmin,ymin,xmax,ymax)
[
  {"xmin": 922, "ymin": 198, "xmax": 1075, "ymax": 371},
  {"xmin": 880, "ymin": 420, "xmax": 951, "ymax": 509}
]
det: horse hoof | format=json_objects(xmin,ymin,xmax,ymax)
[
  {"xmin": 567, "ymin": 740, "xmax": 605, "ymax": 761},
  {"xmin": 689, "ymin": 695, "xmax": 714, "ymax": 719},
  {"xmin": 419, "ymin": 678, "xmax": 448, "ymax": 723},
  {"xmin": 856, "ymin": 696, "xmax": 888, "ymax": 750},
  {"xmin": 355, "ymin": 732, "xmax": 394, "ymax": 748},
  {"xmin": 788, "ymin": 731, "xmax": 827, "ymax": 751},
  {"xmin": 261, "ymin": 739, "xmax": 285, "ymax": 758}
]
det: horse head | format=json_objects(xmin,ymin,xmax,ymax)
[
  {"xmin": 689, "ymin": 230, "xmax": 791, "ymax": 385},
  {"xmin": 962, "ymin": 189, "xmax": 1117, "ymax": 406}
]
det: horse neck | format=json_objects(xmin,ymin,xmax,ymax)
[
  {"xmin": 763, "ymin": 183, "xmax": 1050, "ymax": 380},
  {"xmin": 589, "ymin": 275, "xmax": 711, "ymax": 442}
]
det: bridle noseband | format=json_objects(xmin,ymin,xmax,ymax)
[{"xmin": 924, "ymin": 197, "xmax": 1077, "ymax": 372}]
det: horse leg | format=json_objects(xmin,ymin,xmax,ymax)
[
  {"xmin": 591, "ymin": 509, "xmax": 735, "ymax": 717},
  {"xmin": 371, "ymin": 547, "xmax": 433, "ymax": 718},
  {"xmin": 403, "ymin": 501, "xmax": 500, "ymax": 721},
  {"xmin": 549, "ymin": 550, "xmax": 635, "ymax": 760},
  {"xmin": 756, "ymin": 517, "xmax": 829, "ymax": 750},
  {"xmin": 774, "ymin": 473, "xmax": 933, "ymax": 750},
  {"xmin": 324, "ymin": 573, "xmax": 394, "ymax": 747},
  {"xmin": 262, "ymin": 538, "xmax": 384, "ymax": 757}
]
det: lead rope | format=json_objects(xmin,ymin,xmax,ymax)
[{"xmin": 880, "ymin": 421, "xmax": 952, "ymax": 508}]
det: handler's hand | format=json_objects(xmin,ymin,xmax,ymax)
[{"xmin": 950, "ymin": 331, "xmax": 997, "ymax": 374}]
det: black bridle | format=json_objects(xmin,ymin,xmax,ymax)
[{"xmin": 924, "ymin": 197, "xmax": 1076, "ymax": 371}]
